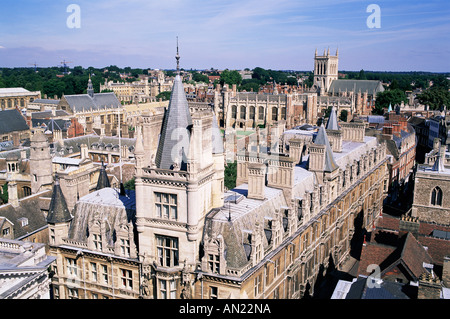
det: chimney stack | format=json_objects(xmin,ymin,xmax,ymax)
[{"xmin": 247, "ymin": 163, "xmax": 266, "ymax": 200}]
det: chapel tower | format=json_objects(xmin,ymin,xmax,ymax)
[{"xmin": 313, "ymin": 47, "xmax": 339, "ymax": 95}]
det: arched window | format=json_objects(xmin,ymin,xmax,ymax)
[{"xmin": 431, "ymin": 187, "xmax": 443, "ymax": 206}]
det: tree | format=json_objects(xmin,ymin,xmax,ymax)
[
  {"xmin": 220, "ymin": 69, "xmax": 242, "ymax": 86},
  {"xmin": 224, "ymin": 161, "xmax": 237, "ymax": 190},
  {"xmin": 156, "ymin": 91, "xmax": 172, "ymax": 101},
  {"xmin": 192, "ymin": 72, "xmax": 209, "ymax": 83},
  {"xmin": 358, "ymin": 69, "xmax": 367, "ymax": 80},
  {"xmin": 124, "ymin": 178, "xmax": 135, "ymax": 190},
  {"xmin": 373, "ymin": 89, "xmax": 408, "ymax": 115},
  {"xmin": 339, "ymin": 110, "xmax": 348, "ymax": 122},
  {"xmin": 417, "ymin": 88, "xmax": 450, "ymax": 110}
]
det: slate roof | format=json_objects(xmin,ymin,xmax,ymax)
[
  {"xmin": 0, "ymin": 109, "xmax": 29, "ymax": 134},
  {"xmin": 0, "ymin": 190, "xmax": 52, "ymax": 239},
  {"xmin": 345, "ymin": 276, "xmax": 412, "ymax": 299},
  {"xmin": 329, "ymin": 79, "xmax": 385, "ymax": 94},
  {"xmin": 67, "ymin": 188, "xmax": 136, "ymax": 246},
  {"xmin": 47, "ymin": 178, "xmax": 72, "ymax": 224},
  {"xmin": 96, "ymin": 163, "xmax": 111, "ymax": 190},
  {"xmin": 313, "ymin": 125, "xmax": 339, "ymax": 172},
  {"xmin": 155, "ymin": 74, "xmax": 192, "ymax": 169},
  {"xmin": 62, "ymin": 92, "xmax": 120, "ymax": 113},
  {"xmin": 325, "ymin": 107, "xmax": 340, "ymax": 131}
]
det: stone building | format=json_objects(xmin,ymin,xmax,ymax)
[
  {"xmin": 0, "ymin": 88, "xmax": 41, "ymax": 111},
  {"xmin": 46, "ymin": 176, "xmax": 140, "ymax": 299},
  {"xmin": 0, "ymin": 238, "xmax": 55, "ymax": 299},
  {"xmin": 214, "ymin": 49, "xmax": 384, "ymax": 131},
  {"xmin": 194, "ymin": 108, "xmax": 389, "ymax": 299},
  {"xmin": 46, "ymin": 49, "xmax": 389, "ymax": 299},
  {"xmin": 412, "ymin": 144, "xmax": 450, "ymax": 225}
]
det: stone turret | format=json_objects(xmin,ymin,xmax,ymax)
[
  {"xmin": 47, "ymin": 176, "xmax": 72, "ymax": 246},
  {"xmin": 29, "ymin": 130, "xmax": 53, "ymax": 194}
]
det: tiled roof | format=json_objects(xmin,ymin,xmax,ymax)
[
  {"xmin": 0, "ymin": 190, "xmax": 52, "ymax": 239},
  {"xmin": 0, "ymin": 109, "xmax": 29, "ymax": 134}
]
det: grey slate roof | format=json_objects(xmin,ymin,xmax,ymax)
[
  {"xmin": 0, "ymin": 109, "xmax": 29, "ymax": 134},
  {"xmin": 314, "ymin": 125, "xmax": 339, "ymax": 172},
  {"xmin": 96, "ymin": 163, "xmax": 111, "ymax": 190},
  {"xmin": 329, "ymin": 79, "xmax": 385, "ymax": 94},
  {"xmin": 346, "ymin": 276, "xmax": 412, "ymax": 299},
  {"xmin": 0, "ymin": 190, "xmax": 51, "ymax": 239},
  {"xmin": 155, "ymin": 74, "xmax": 192, "ymax": 169},
  {"xmin": 47, "ymin": 178, "xmax": 72, "ymax": 224},
  {"xmin": 325, "ymin": 107, "xmax": 340, "ymax": 130},
  {"xmin": 62, "ymin": 92, "xmax": 120, "ymax": 113}
]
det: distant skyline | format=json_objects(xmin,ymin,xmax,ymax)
[{"xmin": 0, "ymin": 0, "xmax": 449, "ymax": 72}]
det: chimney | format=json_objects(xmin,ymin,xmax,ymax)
[
  {"xmin": 247, "ymin": 163, "xmax": 266, "ymax": 200},
  {"xmin": 8, "ymin": 181, "xmax": 19, "ymax": 207}
]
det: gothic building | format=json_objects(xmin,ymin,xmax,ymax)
[
  {"xmin": 45, "ymin": 48, "xmax": 389, "ymax": 299},
  {"xmin": 214, "ymin": 48, "xmax": 385, "ymax": 132}
]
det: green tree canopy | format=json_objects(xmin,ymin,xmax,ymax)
[
  {"xmin": 373, "ymin": 89, "xmax": 408, "ymax": 115},
  {"xmin": 417, "ymin": 88, "xmax": 450, "ymax": 110},
  {"xmin": 220, "ymin": 69, "xmax": 242, "ymax": 86}
]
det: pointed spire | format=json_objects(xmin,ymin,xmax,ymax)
[
  {"xmin": 327, "ymin": 47, "xmax": 330, "ymax": 56},
  {"xmin": 155, "ymin": 41, "xmax": 192, "ymax": 170},
  {"xmin": 176, "ymin": 36, "xmax": 180, "ymax": 75},
  {"xmin": 315, "ymin": 125, "xmax": 339, "ymax": 172},
  {"xmin": 315, "ymin": 48, "xmax": 318, "ymax": 57},
  {"xmin": 388, "ymin": 103, "xmax": 392, "ymax": 113},
  {"xmin": 326, "ymin": 106, "xmax": 340, "ymax": 131},
  {"xmin": 336, "ymin": 47, "xmax": 339, "ymax": 56},
  {"xmin": 87, "ymin": 74, "xmax": 94, "ymax": 98},
  {"xmin": 47, "ymin": 175, "xmax": 72, "ymax": 224},
  {"xmin": 96, "ymin": 161, "xmax": 110, "ymax": 190}
]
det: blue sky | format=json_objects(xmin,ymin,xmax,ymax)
[{"xmin": 0, "ymin": 0, "xmax": 449, "ymax": 71}]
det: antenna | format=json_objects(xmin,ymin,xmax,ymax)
[{"xmin": 176, "ymin": 36, "xmax": 180, "ymax": 75}]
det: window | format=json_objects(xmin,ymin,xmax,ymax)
[
  {"xmin": 240, "ymin": 105, "xmax": 246, "ymax": 120},
  {"xmin": 156, "ymin": 235, "xmax": 179, "ymax": 267},
  {"xmin": 254, "ymin": 274, "xmax": 262, "ymax": 296},
  {"xmin": 68, "ymin": 288, "xmax": 79, "ymax": 299},
  {"xmin": 93, "ymin": 234, "xmax": 102, "ymax": 250},
  {"xmin": 274, "ymin": 258, "xmax": 280, "ymax": 278},
  {"xmin": 298, "ymin": 200, "xmax": 303, "ymax": 221},
  {"xmin": 101, "ymin": 265, "xmax": 109, "ymax": 284},
  {"xmin": 91, "ymin": 263, "xmax": 98, "ymax": 282},
  {"xmin": 66, "ymin": 258, "xmax": 78, "ymax": 277},
  {"xmin": 120, "ymin": 238, "xmax": 131, "ymax": 257},
  {"xmin": 18, "ymin": 217, "xmax": 28, "ymax": 227},
  {"xmin": 2, "ymin": 227, "xmax": 10, "ymax": 236},
  {"xmin": 160, "ymin": 279, "xmax": 176, "ymax": 299},
  {"xmin": 53, "ymin": 286, "xmax": 60, "ymax": 299},
  {"xmin": 155, "ymin": 192, "xmax": 178, "ymax": 220},
  {"xmin": 50, "ymin": 228, "xmax": 55, "ymax": 244},
  {"xmin": 120, "ymin": 269, "xmax": 133, "ymax": 289},
  {"xmin": 431, "ymin": 187, "xmax": 443, "ymax": 206},
  {"xmin": 208, "ymin": 254, "xmax": 220, "ymax": 274},
  {"xmin": 258, "ymin": 106, "xmax": 264, "ymax": 120},
  {"xmin": 210, "ymin": 286, "xmax": 218, "ymax": 299}
]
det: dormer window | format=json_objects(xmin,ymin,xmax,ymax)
[
  {"xmin": 93, "ymin": 234, "xmax": 102, "ymax": 250},
  {"xmin": 120, "ymin": 238, "xmax": 130, "ymax": 257},
  {"xmin": 18, "ymin": 217, "xmax": 28, "ymax": 227}
]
